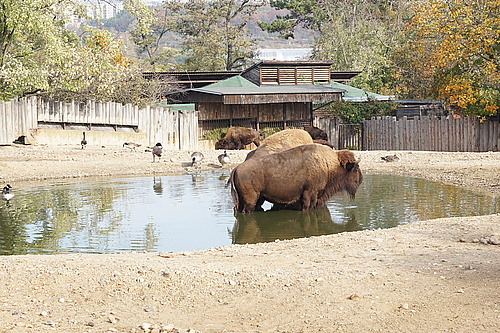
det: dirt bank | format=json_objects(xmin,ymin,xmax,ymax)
[{"xmin": 0, "ymin": 144, "xmax": 499, "ymax": 333}]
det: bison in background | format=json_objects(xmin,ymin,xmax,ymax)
[
  {"xmin": 215, "ymin": 127, "xmax": 260, "ymax": 150},
  {"xmin": 304, "ymin": 126, "xmax": 328, "ymax": 141},
  {"xmin": 229, "ymin": 144, "xmax": 362, "ymax": 213}
]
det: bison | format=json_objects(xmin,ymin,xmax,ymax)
[
  {"xmin": 215, "ymin": 127, "xmax": 260, "ymax": 150},
  {"xmin": 229, "ymin": 144, "xmax": 362, "ymax": 213},
  {"xmin": 304, "ymin": 126, "xmax": 328, "ymax": 141},
  {"xmin": 245, "ymin": 129, "xmax": 314, "ymax": 160}
]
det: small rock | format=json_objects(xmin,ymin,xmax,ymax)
[
  {"xmin": 400, "ymin": 303, "xmax": 409, "ymax": 309},
  {"xmin": 457, "ymin": 289, "xmax": 465, "ymax": 293},
  {"xmin": 39, "ymin": 311, "xmax": 48, "ymax": 316},
  {"xmin": 108, "ymin": 315, "xmax": 117, "ymax": 323},
  {"xmin": 86, "ymin": 321, "xmax": 95, "ymax": 327},
  {"xmin": 144, "ymin": 307, "xmax": 154, "ymax": 312},
  {"xmin": 347, "ymin": 294, "xmax": 359, "ymax": 300},
  {"xmin": 140, "ymin": 322, "xmax": 151, "ymax": 331}
]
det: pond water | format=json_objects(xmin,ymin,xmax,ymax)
[{"xmin": 0, "ymin": 172, "xmax": 499, "ymax": 255}]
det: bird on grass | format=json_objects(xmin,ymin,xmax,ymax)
[
  {"xmin": 81, "ymin": 132, "xmax": 87, "ymax": 149},
  {"xmin": 152, "ymin": 142, "xmax": 163, "ymax": 162},
  {"xmin": 218, "ymin": 151, "xmax": 230, "ymax": 167},
  {"xmin": 123, "ymin": 142, "xmax": 141, "ymax": 151},
  {"xmin": 381, "ymin": 154, "xmax": 400, "ymax": 162},
  {"xmin": 191, "ymin": 152, "xmax": 204, "ymax": 168},
  {"xmin": 2, "ymin": 184, "xmax": 14, "ymax": 201}
]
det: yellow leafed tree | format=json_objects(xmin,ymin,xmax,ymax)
[{"xmin": 393, "ymin": 0, "xmax": 500, "ymax": 116}]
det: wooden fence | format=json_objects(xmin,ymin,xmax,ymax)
[
  {"xmin": 0, "ymin": 97, "xmax": 198, "ymax": 150},
  {"xmin": 363, "ymin": 116, "xmax": 500, "ymax": 152},
  {"xmin": 314, "ymin": 116, "xmax": 362, "ymax": 150}
]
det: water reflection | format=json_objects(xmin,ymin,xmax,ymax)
[
  {"xmin": 153, "ymin": 177, "xmax": 163, "ymax": 196},
  {"xmin": 0, "ymin": 172, "xmax": 498, "ymax": 255},
  {"xmin": 232, "ymin": 207, "xmax": 360, "ymax": 244}
]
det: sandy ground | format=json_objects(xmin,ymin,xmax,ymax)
[{"xmin": 0, "ymin": 144, "xmax": 499, "ymax": 333}]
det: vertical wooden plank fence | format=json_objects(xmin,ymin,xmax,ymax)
[
  {"xmin": 363, "ymin": 116, "xmax": 499, "ymax": 152},
  {"xmin": 0, "ymin": 97, "xmax": 199, "ymax": 149}
]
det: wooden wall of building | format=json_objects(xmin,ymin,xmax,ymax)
[{"xmin": 197, "ymin": 102, "xmax": 311, "ymax": 122}]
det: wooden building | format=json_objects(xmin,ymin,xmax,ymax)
[
  {"xmin": 162, "ymin": 61, "xmax": 351, "ymax": 141},
  {"xmin": 168, "ymin": 75, "xmax": 344, "ymax": 136}
]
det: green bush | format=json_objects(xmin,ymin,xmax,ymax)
[
  {"xmin": 321, "ymin": 100, "xmax": 397, "ymax": 123},
  {"xmin": 202, "ymin": 128, "xmax": 228, "ymax": 140},
  {"xmin": 260, "ymin": 127, "xmax": 282, "ymax": 139}
]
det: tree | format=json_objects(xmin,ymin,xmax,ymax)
[
  {"xmin": 123, "ymin": 0, "xmax": 179, "ymax": 70},
  {"xmin": 393, "ymin": 0, "xmax": 500, "ymax": 116},
  {"xmin": 163, "ymin": 0, "xmax": 265, "ymax": 71},
  {"xmin": 259, "ymin": 0, "xmax": 407, "ymax": 95},
  {"xmin": 0, "ymin": 0, "xmax": 171, "ymax": 105}
]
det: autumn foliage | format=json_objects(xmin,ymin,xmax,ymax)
[{"xmin": 393, "ymin": 0, "xmax": 500, "ymax": 116}]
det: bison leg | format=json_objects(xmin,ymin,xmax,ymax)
[
  {"xmin": 235, "ymin": 190, "xmax": 260, "ymax": 213},
  {"xmin": 254, "ymin": 197, "xmax": 266, "ymax": 211},
  {"xmin": 301, "ymin": 189, "xmax": 318, "ymax": 211}
]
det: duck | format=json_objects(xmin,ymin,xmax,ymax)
[
  {"xmin": 218, "ymin": 151, "xmax": 230, "ymax": 167},
  {"xmin": 123, "ymin": 142, "xmax": 141, "ymax": 151},
  {"xmin": 152, "ymin": 142, "xmax": 163, "ymax": 162},
  {"xmin": 381, "ymin": 154, "xmax": 400, "ymax": 162},
  {"xmin": 81, "ymin": 132, "xmax": 87, "ymax": 149},
  {"xmin": 191, "ymin": 152, "xmax": 204, "ymax": 168},
  {"xmin": 2, "ymin": 184, "xmax": 14, "ymax": 201}
]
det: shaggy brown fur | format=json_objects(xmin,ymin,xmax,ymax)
[
  {"xmin": 215, "ymin": 127, "xmax": 260, "ymax": 150},
  {"xmin": 245, "ymin": 129, "xmax": 313, "ymax": 160},
  {"xmin": 230, "ymin": 144, "xmax": 362, "ymax": 213}
]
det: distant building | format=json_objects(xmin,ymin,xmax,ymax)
[
  {"xmin": 83, "ymin": 0, "xmax": 124, "ymax": 20},
  {"xmin": 256, "ymin": 48, "xmax": 312, "ymax": 61}
]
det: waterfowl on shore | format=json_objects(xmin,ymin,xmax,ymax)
[
  {"xmin": 2, "ymin": 184, "xmax": 14, "ymax": 201},
  {"xmin": 218, "ymin": 151, "xmax": 230, "ymax": 167},
  {"xmin": 123, "ymin": 142, "xmax": 141, "ymax": 150},
  {"xmin": 81, "ymin": 132, "xmax": 87, "ymax": 149},
  {"xmin": 152, "ymin": 142, "xmax": 163, "ymax": 162},
  {"xmin": 191, "ymin": 152, "xmax": 204, "ymax": 168},
  {"xmin": 381, "ymin": 154, "xmax": 400, "ymax": 162}
]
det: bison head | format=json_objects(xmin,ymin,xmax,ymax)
[{"xmin": 336, "ymin": 150, "xmax": 362, "ymax": 199}]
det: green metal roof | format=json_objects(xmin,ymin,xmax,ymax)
[
  {"xmin": 156, "ymin": 103, "xmax": 196, "ymax": 111},
  {"xmin": 329, "ymin": 81, "xmax": 394, "ymax": 101},
  {"xmin": 194, "ymin": 84, "xmax": 344, "ymax": 95},
  {"xmin": 204, "ymin": 75, "xmax": 257, "ymax": 88}
]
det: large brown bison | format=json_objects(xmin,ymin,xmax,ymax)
[
  {"xmin": 215, "ymin": 127, "xmax": 260, "ymax": 150},
  {"xmin": 229, "ymin": 144, "xmax": 362, "ymax": 213},
  {"xmin": 304, "ymin": 126, "xmax": 329, "ymax": 141},
  {"xmin": 245, "ymin": 128, "xmax": 313, "ymax": 160}
]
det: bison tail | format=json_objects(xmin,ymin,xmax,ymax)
[{"xmin": 228, "ymin": 168, "xmax": 240, "ymax": 212}]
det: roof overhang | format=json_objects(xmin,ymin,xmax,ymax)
[{"xmin": 168, "ymin": 85, "xmax": 345, "ymax": 105}]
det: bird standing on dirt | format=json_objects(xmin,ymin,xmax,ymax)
[
  {"xmin": 2, "ymin": 184, "xmax": 14, "ymax": 201},
  {"xmin": 81, "ymin": 132, "xmax": 87, "ymax": 149},
  {"xmin": 381, "ymin": 154, "xmax": 400, "ymax": 162},
  {"xmin": 123, "ymin": 142, "xmax": 141, "ymax": 151},
  {"xmin": 218, "ymin": 151, "xmax": 230, "ymax": 167},
  {"xmin": 191, "ymin": 152, "xmax": 204, "ymax": 168},
  {"xmin": 152, "ymin": 143, "xmax": 163, "ymax": 162}
]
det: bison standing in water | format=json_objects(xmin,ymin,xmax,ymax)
[
  {"xmin": 229, "ymin": 144, "xmax": 362, "ymax": 213},
  {"xmin": 215, "ymin": 127, "xmax": 260, "ymax": 150}
]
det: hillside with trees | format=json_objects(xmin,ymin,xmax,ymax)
[{"xmin": 0, "ymin": 0, "xmax": 498, "ymax": 117}]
